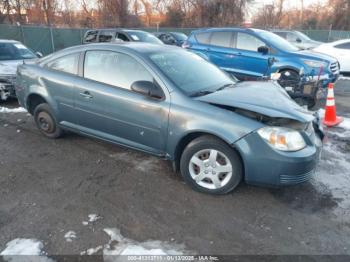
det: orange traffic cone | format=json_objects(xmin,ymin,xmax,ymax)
[{"xmin": 323, "ymin": 83, "xmax": 343, "ymax": 127}]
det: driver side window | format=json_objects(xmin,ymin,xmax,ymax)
[
  {"xmin": 236, "ymin": 33, "xmax": 265, "ymax": 52},
  {"xmin": 83, "ymin": 51, "xmax": 153, "ymax": 91}
]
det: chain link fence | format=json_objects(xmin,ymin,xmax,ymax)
[{"xmin": 1, "ymin": 24, "xmax": 350, "ymax": 55}]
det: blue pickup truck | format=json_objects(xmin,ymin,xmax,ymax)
[{"xmin": 183, "ymin": 28, "xmax": 339, "ymax": 88}]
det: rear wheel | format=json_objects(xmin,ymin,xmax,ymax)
[
  {"xmin": 34, "ymin": 103, "xmax": 63, "ymax": 138},
  {"xmin": 180, "ymin": 136, "xmax": 243, "ymax": 195}
]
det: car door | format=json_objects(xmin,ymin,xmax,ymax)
[
  {"xmin": 43, "ymin": 52, "xmax": 81, "ymax": 125},
  {"xmin": 232, "ymin": 32, "xmax": 270, "ymax": 78},
  {"xmin": 74, "ymin": 50, "xmax": 170, "ymax": 154},
  {"xmin": 333, "ymin": 42, "xmax": 350, "ymax": 72},
  {"xmin": 191, "ymin": 31, "xmax": 212, "ymax": 59},
  {"xmin": 205, "ymin": 31, "xmax": 237, "ymax": 73}
]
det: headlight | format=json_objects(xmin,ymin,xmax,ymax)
[
  {"xmin": 302, "ymin": 60, "xmax": 327, "ymax": 68},
  {"xmin": 257, "ymin": 127, "xmax": 306, "ymax": 151}
]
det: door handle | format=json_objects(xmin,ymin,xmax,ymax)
[{"xmin": 79, "ymin": 91, "xmax": 93, "ymax": 99}]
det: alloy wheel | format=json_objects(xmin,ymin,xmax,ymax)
[{"xmin": 188, "ymin": 149, "xmax": 233, "ymax": 190}]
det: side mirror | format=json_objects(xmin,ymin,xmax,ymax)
[
  {"xmin": 296, "ymin": 38, "xmax": 302, "ymax": 43},
  {"xmin": 131, "ymin": 81, "xmax": 164, "ymax": 99},
  {"xmin": 257, "ymin": 46, "xmax": 269, "ymax": 55},
  {"xmin": 35, "ymin": 51, "xmax": 43, "ymax": 58}
]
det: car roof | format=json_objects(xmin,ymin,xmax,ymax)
[
  {"xmin": 270, "ymin": 29, "xmax": 298, "ymax": 33},
  {"xmin": 191, "ymin": 27, "xmax": 263, "ymax": 34},
  {"xmin": 86, "ymin": 29, "xmax": 149, "ymax": 33},
  {"xmin": 50, "ymin": 42, "xmax": 178, "ymax": 57},
  {"xmin": 39, "ymin": 42, "xmax": 180, "ymax": 65},
  {"xmin": 0, "ymin": 39, "xmax": 21, "ymax": 43}
]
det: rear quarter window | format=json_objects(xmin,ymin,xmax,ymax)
[
  {"xmin": 45, "ymin": 53, "xmax": 80, "ymax": 75},
  {"xmin": 195, "ymin": 32, "xmax": 211, "ymax": 44}
]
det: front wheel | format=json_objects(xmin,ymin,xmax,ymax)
[{"xmin": 180, "ymin": 136, "xmax": 243, "ymax": 195}]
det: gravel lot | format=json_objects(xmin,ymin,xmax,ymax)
[{"xmin": 0, "ymin": 79, "xmax": 349, "ymax": 257}]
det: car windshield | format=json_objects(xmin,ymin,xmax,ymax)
[
  {"xmin": 125, "ymin": 31, "xmax": 163, "ymax": 45},
  {"xmin": 295, "ymin": 31, "xmax": 312, "ymax": 41},
  {"xmin": 149, "ymin": 50, "xmax": 236, "ymax": 96},
  {"xmin": 171, "ymin": 32, "xmax": 187, "ymax": 41},
  {"xmin": 256, "ymin": 30, "xmax": 300, "ymax": 52},
  {"xmin": 0, "ymin": 42, "xmax": 36, "ymax": 61}
]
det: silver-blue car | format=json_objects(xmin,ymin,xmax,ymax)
[{"xmin": 15, "ymin": 43, "xmax": 323, "ymax": 194}]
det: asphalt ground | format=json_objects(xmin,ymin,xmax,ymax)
[{"xmin": 0, "ymin": 79, "xmax": 349, "ymax": 257}]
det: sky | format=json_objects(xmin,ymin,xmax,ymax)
[{"xmin": 246, "ymin": 0, "xmax": 327, "ymax": 19}]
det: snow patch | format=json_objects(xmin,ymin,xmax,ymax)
[
  {"xmin": 313, "ymin": 135, "xmax": 350, "ymax": 212},
  {"xmin": 64, "ymin": 231, "xmax": 77, "ymax": 242},
  {"xmin": 1, "ymin": 239, "xmax": 43, "ymax": 255},
  {"xmin": 339, "ymin": 118, "xmax": 350, "ymax": 130},
  {"xmin": 88, "ymin": 214, "xmax": 102, "ymax": 223},
  {"xmin": 103, "ymin": 228, "xmax": 185, "ymax": 256},
  {"xmin": 80, "ymin": 228, "xmax": 188, "ymax": 257},
  {"xmin": 80, "ymin": 245, "xmax": 103, "ymax": 255},
  {"xmin": 312, "ymin": 108, "xmax": 350, "ymax": 214},
  {"xmin": 0, "ymin": 238, "xmax": 53, "ymax": 262},
  {"xmin": 82, "ymin": 214, "xmax": 102, "ymax": 226},
  {"xmin": 0, "ymin": 107, "xmax": 27, "ymax": 113}
]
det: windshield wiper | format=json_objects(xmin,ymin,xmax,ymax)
[
  {"xmin": 216, "ymin": 83, "xmax": 235, "ymax": 92},
  {"xmin": 190, "ymin": 83, "xmax": 235, "ymax": 97}
]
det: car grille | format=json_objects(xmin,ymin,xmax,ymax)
[
  {"xmin": 280, "ymin": 169, "xmax": 315, "ymax": 185},
  {"xmin": 329, "ymin": 62, "xmax": 339, "ymax": 74}
]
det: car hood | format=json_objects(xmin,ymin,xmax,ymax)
[
  {"xmin": 0, "ymin": 60, "xmax": 24, "ymax": 75},
  {"xmin": 299, "ymin": 40, "xmax": 322, "ymax": 49},
  {"xmin": 195, "ymin": 81, "xmax": 315, "ymax": 123},
  {"xmin": 293, "ymin": 49, "xmax": 337, "ymax": 63}
]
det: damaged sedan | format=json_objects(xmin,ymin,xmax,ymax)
[
  {"xmin": 15, "ymin": 43, "xmax": 323, "ymax": 194},
  {"xmin": 0, "ymin": 39, "xmax": 41, "ymax": 101}
]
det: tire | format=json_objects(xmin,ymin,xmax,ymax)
[
  {"xmin": 33, "ymin": 103, "xmax": 63, "ymax": 139},
  {"xmin": 180, "ymin": 136, "xmax": 243, "ymax": 195}
]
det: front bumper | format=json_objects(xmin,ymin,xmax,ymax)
[
  {"xmin": 0, "ymin": 75, "xmax": 16, "ymax": 100},
  {"xmin": 234, "ymin": 125, "xmax": 322, "ymax": 187}
]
